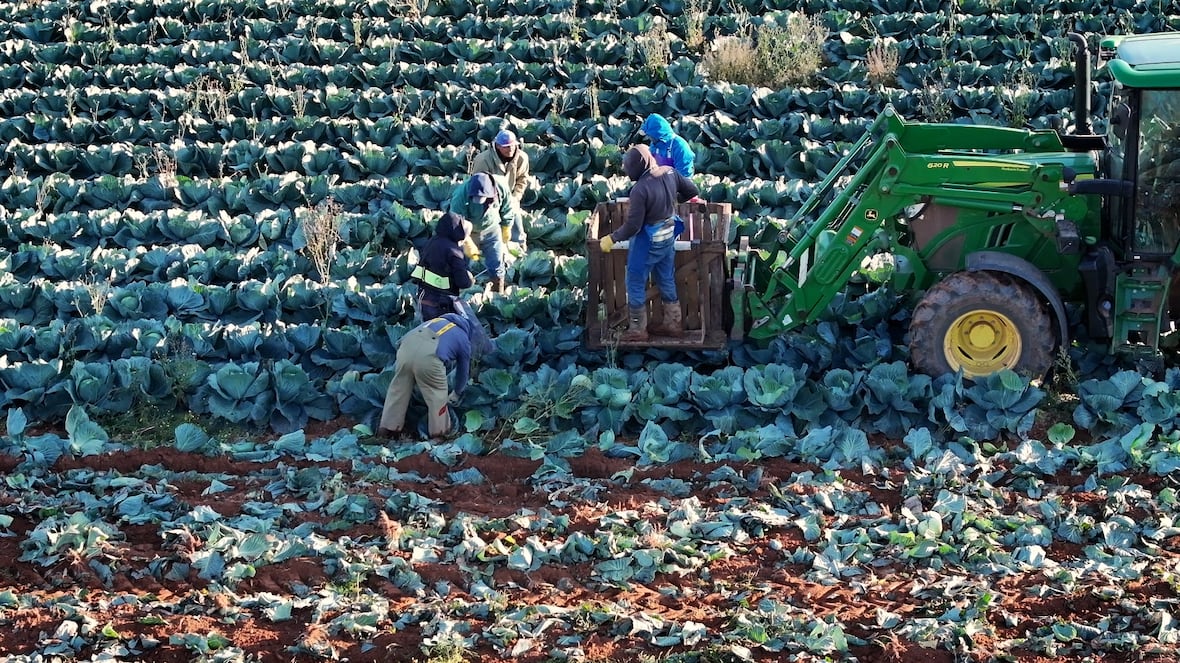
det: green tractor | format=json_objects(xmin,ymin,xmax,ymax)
[{"xmin": 736, "ymin": 31, "xmax": 1180, "ymax": 379}]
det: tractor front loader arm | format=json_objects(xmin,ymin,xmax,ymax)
[
  {"xmin": 739, "ymin": 105, "xmax": 1091, "ymax": 342},
  {"xmin": 742, "ymin": 109, "xmax": 915, "ymax": 340}
]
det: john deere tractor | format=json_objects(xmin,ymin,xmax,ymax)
[{"xmin": 736, "ymin": 31, "xmax": 1180, "ymax": 379}]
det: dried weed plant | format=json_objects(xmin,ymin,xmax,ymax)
[
  {"xmin": 633, "ymin": 16, "xmax": 672, "ymax": 77},
  {"xmin": 588, "ymin": 80, "xmax": 601, "ymax": 120},
  {"xmin": 77, "ymin": 276, "xmax": 112, "ymax": 316},
  {"xmin": 702, "ymin": 35, "xmax": 759, "ymax": 85},
  {"xmin": 866, "ymin": 40, "xmax": 899, "ymax": 88},
  {"xmin": 191, "ymin": 76, "xmax": 230, "ymax": 123},
  {"xmin": 702, "ymin": 12, "xmax": 826, "ymax": 88},
  {"xmin": 300, "ymin": 198, "xmax": 343, "ymax": 283},
  {"xmin": 918, "ymin": 84, "xmax": 953, "ymax": 122},
  {"xmin": 154, "ymin": 146, "xmax": 178, "ymax": 188},
  {"xmin": 683, "ymin": 0, "xmax": 709, "ymax": 52}
]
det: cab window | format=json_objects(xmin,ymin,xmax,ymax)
[{"xmin": 1133, "ymin": 90, "xmax": 1180, "ymax": 254}]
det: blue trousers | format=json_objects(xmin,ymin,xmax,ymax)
[
  {"xmin": 626, "ymin": 229, "xmax": 677, "ymax": 308},
  {"xmin": 510, "ymin": 213, "xmax": 527, "ymax": 247},
  {"xmin": 477, "ymin": 226, "xmax": 507, "ymax": 281}
]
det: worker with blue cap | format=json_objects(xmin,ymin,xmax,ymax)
[{"xmin": 470, "ymin": 128, "xmax": 531, "ymax": 254}]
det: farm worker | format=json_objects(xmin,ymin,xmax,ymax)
[
  {"xmin": 640, "ymin": 113, "xmax": 695, "ymax": 178},
  {"xmin": 470, "ymin": 129, "xmax": 531, "ymax": 254},
  {"xmin": 599, "ymin": 144, "xmax": 699, "ymax": 341},
  {"xmin": 450, "ymin": 172, "xmax": 518, "ymax": 293},
  {"xmin": 378, "ymin": 305, "xmax": 491, "ymax": 439},
  {"xmin": 410, "ymin": 211, "xmax": 475, "ymax": 322}
]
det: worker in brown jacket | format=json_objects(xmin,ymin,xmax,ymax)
[
  {"xmin": 470, "ymin": 129, "xmax": 530, "ymax": 254},
  {"xmin": 599, "ymin": 144, "xmax": 699, "ymax": 341}
]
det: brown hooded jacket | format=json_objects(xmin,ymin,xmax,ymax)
[{"xmin": 608, "ymin": 144, "xmax": 698, "ymax": 243}]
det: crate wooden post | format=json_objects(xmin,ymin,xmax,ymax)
[{"xmin": 586, "ymin": 200, "xmax": 732, "ymax": 350}]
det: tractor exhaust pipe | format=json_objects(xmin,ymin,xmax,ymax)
[{"xmin": 1068, "ymin": 32, "xmax": 1092, "ymax": 136}]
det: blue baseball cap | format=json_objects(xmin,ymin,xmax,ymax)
[{"xmin": 495, "ymin": 130, "xmax": 517, "ymax": 147}]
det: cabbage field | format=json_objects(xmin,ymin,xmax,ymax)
[{"xmin": 2, "ymin": 0, "xmax": 1180, "ymax": 660}]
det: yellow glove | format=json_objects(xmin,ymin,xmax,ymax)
[
  {"xmin": 600, "ymin": 236, "xmax": 614, "ymax": 253},
  {"xmin": 500, "ymin": 226, "xmax": 510, "ymax": 243},
  {"xmin": 461, "ymin": 237, "xmax": 480, "ymax": 260}
]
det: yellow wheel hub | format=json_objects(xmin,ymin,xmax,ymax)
[{"xmin": 944, "ymin": 310, "xmax": 1021, "ymax": 378}]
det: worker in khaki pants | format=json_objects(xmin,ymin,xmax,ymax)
[{"xmin": 379, "ymin": 311, "xmax": 482, "ymax": 439}]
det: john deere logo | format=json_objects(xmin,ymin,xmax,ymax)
[{"xmin": 865, "ymin": 209, "xmax": 878, "ymax": 220}]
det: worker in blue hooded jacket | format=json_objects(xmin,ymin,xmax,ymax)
[
  {"xmin": 410, "ymin": 211, "xmax": 474, "ymax": 322},
  {"xmin": 640, "ymin": 113, "xmax": 695, "ymax": 178},
  {"xmin": 378, "ymin": 305, "xmax": 492, "ymax": 439}
]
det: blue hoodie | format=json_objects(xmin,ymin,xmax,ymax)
[
  {"xmin": 423, "ymin": 313, "xmax": 474, "ymax": 397},
  {"xmin": 640, "ymin": 114, "xmax": 695, "ymax": 178}
]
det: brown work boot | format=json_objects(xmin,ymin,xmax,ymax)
[
  {"xmin": 650, "ymin": 301, "xmax": 684, "ymax": 337},
  {"xmin": 619, "ymin": 306, "xmax": 648, "ymax": 342}
]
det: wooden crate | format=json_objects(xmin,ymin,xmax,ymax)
[{"xmin": 586, "ymin": 200, "xmax": 732, "ymax": 349}]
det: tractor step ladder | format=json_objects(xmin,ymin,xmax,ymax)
[{"xmin": 1111, "ymin": 266, "xmax": 1170, "ymax": 356}]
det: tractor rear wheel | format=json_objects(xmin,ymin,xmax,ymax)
[{"xmin": 909, "ymin": 270, "xmax": 1055, "ymax": 380}]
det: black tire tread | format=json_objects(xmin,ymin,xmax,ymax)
[{"xmin": 910, "ymin": 270, "xmax": 1055, "ymax": 379}]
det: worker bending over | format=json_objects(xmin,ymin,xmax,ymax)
[{"xmin": 379, "ymin": 307, "xmax": 489, "ymax": 439}]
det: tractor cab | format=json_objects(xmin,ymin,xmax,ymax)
[
  {"xmin": 1099, "ymin": 33, "xmax": 1180, "ymax": 259},
  {"xmin": 1070, "ymin": 32, "xmax": 1180, "ymax": 355}
]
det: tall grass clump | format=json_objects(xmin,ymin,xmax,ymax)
[
  {"xmin": 702, "ymin": 12, "xmax": 826, "ymax": 88},
  {"xmin": 866, "ymin": 40, "xmax": 899, "ymax": 88}
]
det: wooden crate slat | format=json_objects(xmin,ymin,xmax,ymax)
[
  {"xmin": 586, "ymin": 200, "xmax": 733, "ymax": 349},
  {"xmin": 585, "ymin": 206, "xmax": 603, "ymax": 348},
  {"xmin": 607, "ymin": 202, "xmax": 627, "ymax": 322}
]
